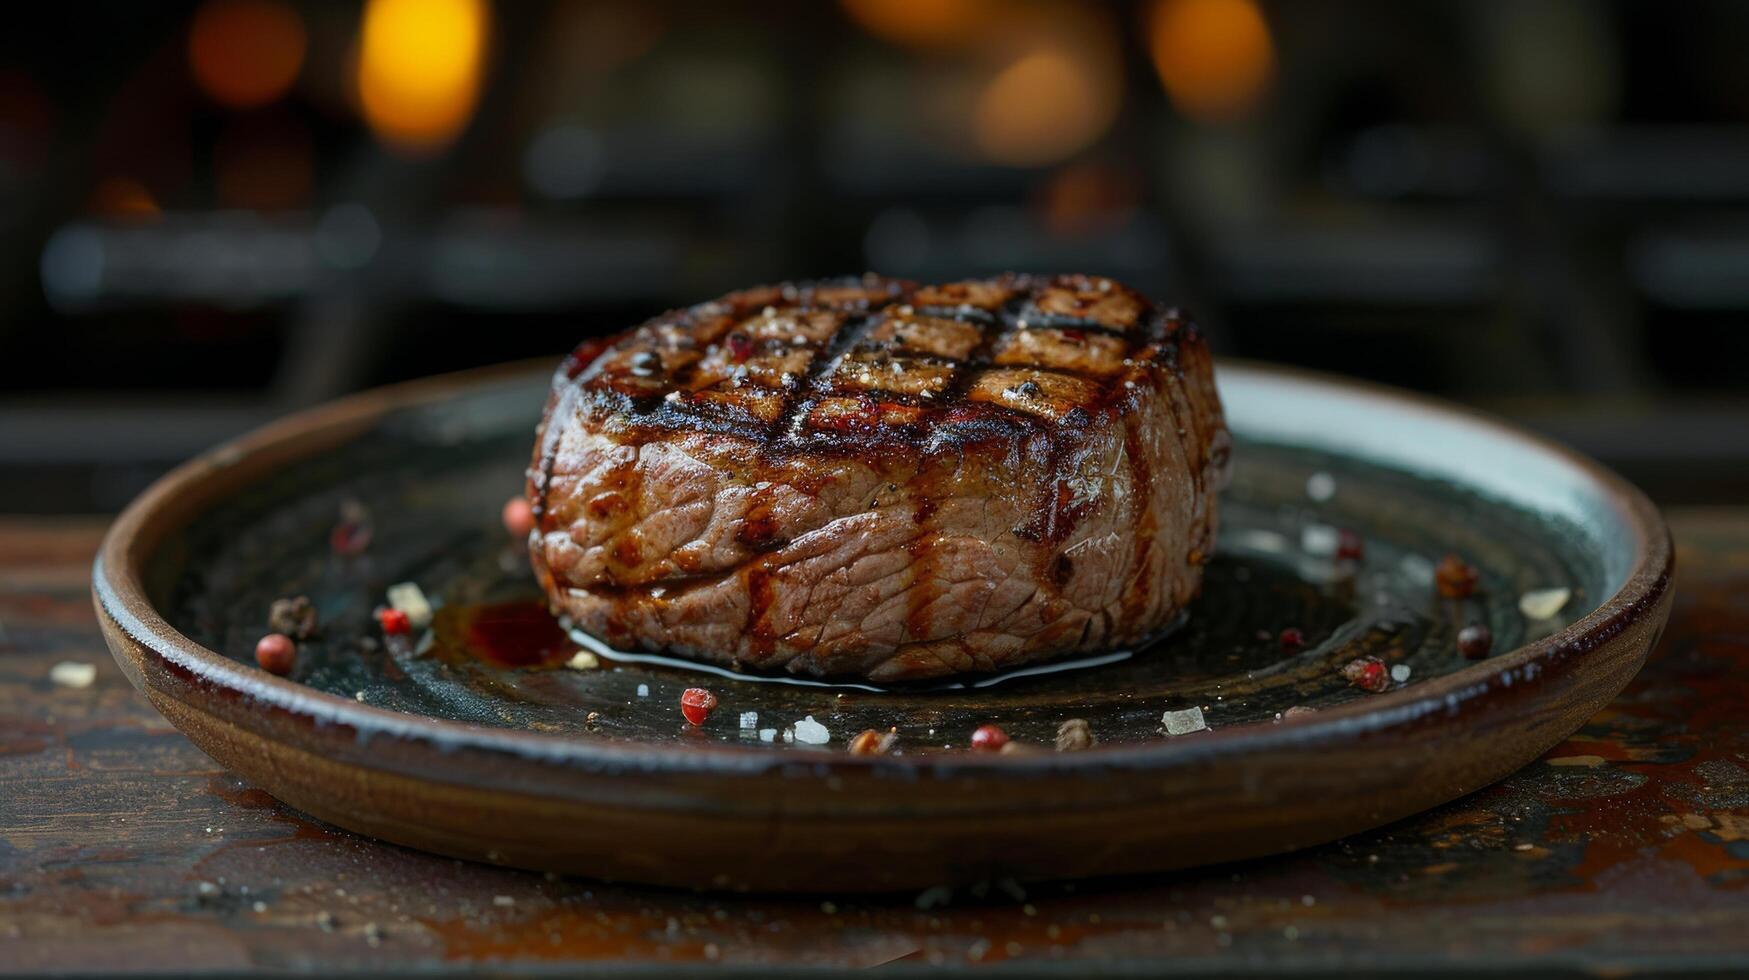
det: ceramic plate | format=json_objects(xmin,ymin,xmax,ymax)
[{"xmin": 94, "ymin": 361, "xmax": 1672, "ymax": 892}]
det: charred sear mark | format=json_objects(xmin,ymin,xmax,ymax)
[{"xmin": 551, "ymin": 273, "xmax": 1190, "ymax": 465}]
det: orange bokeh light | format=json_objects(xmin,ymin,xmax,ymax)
[
  {"xmin": 187, "ymin": 0, "xmax": 306, "ymax": 109},
  {"xmin": 1037, "ymin": 160, "xmax": 1140, "ymax": 236},
  {"xmin": 1146, "ymin": 0, "xmax": 1275, "ymax": 123},
  {"xmin": 89, "ymin": 177, "xmax": 161, "ymax": 220},
  {"xmin": 839, "ymin": 0, "xmax": 997, "ymax": 47},
  {"xmin": 356, "ymin": 0, "xmax": 489, "ymax": 154},
  {"xmin": 974, "ymin": 48, "xmax": 1114, "ymax": 167}
]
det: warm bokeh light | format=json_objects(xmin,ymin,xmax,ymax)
[
  {"xmin": 839, "ymin": 0, "xmax": 996, "ymax": 47},
  {"xmin": 89, "ymin": 177, "xmax": 160, "ymax": 220},
  {"xmin": 187, "ymin": 0, "xmax": 306, "ymax": 109},
  {"xmin": 1146, "ymin": 0, "xmax": 1275, "ymax": 124},
  {"xmin": 1036, "ymin": 160, "xmax": 1140, "ymax": 236},
  {"xmin": 357, "ymin": 0, "xmax": 489, "ymax": 154},
  {"xmin": 974, "ymin": 49, "xmax": 1114, "ymax": 167}
]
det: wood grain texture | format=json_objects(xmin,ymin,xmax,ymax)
[{"xmin": 2, "ymin": 512, "xmax": 1745, "ymax": 974}]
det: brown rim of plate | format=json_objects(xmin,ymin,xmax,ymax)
[{"xmin": 92, "ymin": 358, "xmax": 1673, "ymax": 777}]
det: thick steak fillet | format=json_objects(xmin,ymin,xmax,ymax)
[{"xmin": 527, "ymin": 274, "xmax": 1230, "ymax": 682}]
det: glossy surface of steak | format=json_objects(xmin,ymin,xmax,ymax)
[{"xmin": 527, "ymin": 274, "xmax": 1229, "ymax": 681}]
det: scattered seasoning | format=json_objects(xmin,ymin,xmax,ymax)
[
  {"xmin": 564, "ymin": 651, "xmax": 599, "ymax": 671},
  {"xmin": 329, "ymin": 520, "xmax": 372, "ymax": 557},
  {"xmin": 585, "ymin": 711, "xmax": 601, "ymax": 726},
  {"xmin": 1457, "ymin": 623, "xmax": 1493, "ymax": 659},
  {"xmin": 1342, "ymin": 655, "xmax": 1391, "ymax": 693},
  {"xmin": 970, "ymin": 724, "xmax": 1009, "ymax": 752},
  {"xmin": 1305, "ymin": 471, "xmax": 1337, "ymax": 502},
  {"xmin": 1278, "ymin": 628, "xmax": 1305, "ymax": 652},
  {"xmin": 385, "ymin": 582, "xmax": 433, "ymax": 630},
  {"xmin": 1055, "ymin": 718, "xmax": 1096, "ymax": 752},
  {"xmin": 49, "ymin": 661, "xmax": 97, "ymax": 689},
  {"xmin": 1335, "ymin": 529, "xmax": 1365, "ymax": 562},
  {"xmin": 1398, "ymin": 553, "xmax": 1435, "ymax": 587},
  {"xmin": 628, "ymin": 351, "xmax": 662, "ymax": 377},
  {"xmin": 679, "ymin": 688, "xmax": 718, "ymax": 726},
  {"xmin": 792, "ymin": 716, "xmax": 831, "ymax": 745},
  {"xmin": 329, "ymin": 499, "xmax": 373, "ymax": 556},
  {"xmin": 502, "ymin": 497, "xmax": 535, "ymax": 538},
  {"xmin": 1160, "ymin": 706, "xmax": 1208, "ymax": 736},
  {"xmin": 725, "ymin": 331, "xmax": 754, "ymax": 362},
  {"xmin": 375, "ymin": 607, "xmax": 411, "ymax": 636},
  {"xmin": 848, "ymin": 729, "xmax": 898, "ymax": 755},
  {"xmin": 1434, "ymin": 554, "xmax": 1479, "ymax": 599},
  {"xmin": 1519, "ymin": 586, "xmax": 1572, "ymax": 621},
  {"xmin": 254, "ymin": 634, "xmax": 296, "ymax": 675},
  {"xmin": 268, "ymin": 595, "xmax": 318, "ymax": 640},
  {"xmin": 1300, "ymin": 524, "xmax": 1338, "ymax": 556}
]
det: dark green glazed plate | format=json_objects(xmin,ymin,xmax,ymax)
[{"xmin": 94, "ymin": 361, "xmax": 1672, "ymax": 892}]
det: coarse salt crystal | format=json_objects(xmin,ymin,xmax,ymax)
[
  {"xmin": 1399, "ymin": 553, "xmax": 1435, "ymax": 587},
  {"xmin": 50, "ymin": 661, "xmax": 96, "ymax": 689},
  {"xmin": 1301, "ymin": 524, "xmax": 1338, "ymax": 556},
  {"xmin": 636, "ymin": 684, "xmax": 649, "ymax": 697},
  {"xmin": 385, "ymin": 582, "xmax": 433, "ymax": 630},
  {"xmin": 1519, "ymin": 587, "xmax": 1572, "ymax": 621},
  {"xmin": 1390, "ymin": 664, "xmax": 1412, "ymax": 683},
  {"xmin": 565, "ymin": 651, "xmax": 599, "ymax": 671},
  {"xmin": 792, "ymin": 716, "xmax": 830, "ymax": 746},
  {"xmin": 1161, "ymin": 706, "xmax": 1207, "ymax": 736},
  {"xmin": 1306, "ymin": 472, "xmax": 1337, "ymax": 502},
  {"xmin": 739, "ymin": 711, "xmax": 758, "ymax": 730},
  {"xmin": 759, "ymin": 728, "xmax": 777, "ymax": 742}
]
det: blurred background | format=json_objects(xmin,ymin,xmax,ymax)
[{"xmin": 2, "ymin": 0, "xmax": 1746, "ymax": 513}]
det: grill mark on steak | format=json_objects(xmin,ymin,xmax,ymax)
[
  {"xmin": 743, "ymin": 554, "xmax": 780, "ymax": 663},
  {"xmin": 557, "ymin": 274, "xmax": 1187, "ymax": 464},
  {"xmin": 529, "ymin": 273, "xmax": 1229, "ymax": 680},
  {"xmin": 1119, "ymin": 415, "xmax": 1156, "ymax": 626}
]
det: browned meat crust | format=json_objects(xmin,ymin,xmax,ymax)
[{"xmin": 527, "ymin": 273, "xmax": 1229, "ymax": 681}]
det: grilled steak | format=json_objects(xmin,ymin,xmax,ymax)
[{"xmin": 527, "ymin": 273, "xmax": 1230, "ymax": 682}]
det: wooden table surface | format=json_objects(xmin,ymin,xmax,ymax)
[{"xmin": 4, "ymin": 511, "xmax": 1748, "ymax": 976}]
